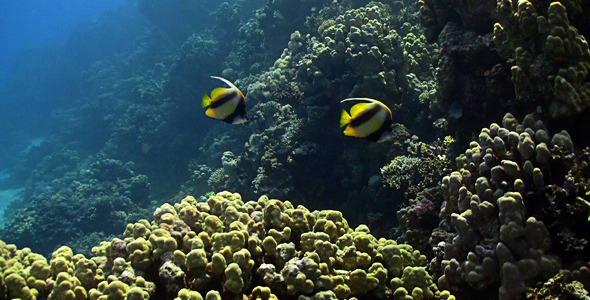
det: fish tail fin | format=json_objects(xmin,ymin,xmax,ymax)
[
  {"xmin": 340, "ymin": 109, "xmax": 352, "ymax": 128},
  {"xmin": 201, "ymin": 93, "xmax": 211, "ymax": 108}
]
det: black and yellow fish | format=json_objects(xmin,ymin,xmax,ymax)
[
  {"xmin": 339, "ymin": 98, "xmax": 393, "ymax": 142},
  {"xmin": 201, "ymin": 76, "xmax": 248, "ymax": 124}
]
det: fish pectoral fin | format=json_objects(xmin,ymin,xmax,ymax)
[
  {"xmin": 202, "ymin": 93, "xmax": 212, "ymax": 108},
  {"xmin": 340, "ymin": 109, "xmax": 352, "ymax": 127},
  {"xmin": 343, "ymin": 126, "xmax": 357, "ymax": 137}
]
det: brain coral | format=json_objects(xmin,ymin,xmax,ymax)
[{"xmin": 0, "ymin": 191, "xmax": 455, "ymax": 299}]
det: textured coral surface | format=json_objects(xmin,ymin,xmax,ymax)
[
  {"xmin": 393, "ymin": 113, "xmax": 590, "ymax": 299},
  {"xmin": 0, "ymin": 191, "xmax": 455, "ymax": 299},
  {"xmin": 0, "ymin": 0, "xmax": 589, "ymax": 299}
]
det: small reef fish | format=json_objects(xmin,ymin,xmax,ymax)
[
  {"xmin": 339, "ymin": 98, "xmax": 393, "ymax": 142},
  {"xmin": 201, "ymin": 76, "xmax": 248, "ymax": 124}
]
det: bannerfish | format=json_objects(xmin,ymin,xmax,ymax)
[
  {"xmin": 201, "ymin": 76, "xmax": 248, "ymax": 124},
  {"xmin": 339, "ymin": 98, "xmax": 393, "ymax": 142}
]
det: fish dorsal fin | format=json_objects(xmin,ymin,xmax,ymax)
[
  {"xmin": 211, "ymin": 87, "xmax": 229, "ymax": 100},
  {"xmin": 340, "ymin": 97, "xmax": 381, "ymax": 104},
  {"xmin": 211, "ymin": 76, "xmax": 237, "ymax": 89},
  {"xmin": 350, "ymin": 103, "xmax": 372, "ymax": 116}
]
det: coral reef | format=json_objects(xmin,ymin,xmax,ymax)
[
  {"xmin": 203, "ymin": 101, "xmax": 304, "ymax": 199},
  {"xmin": 428, "ymin": 22, "xmax": 511, "ymax": 145},
  {"xmin": 1, "ymin": 0, "xmax": 251, "ymax": 255},
  {"xmin": 526, "ymin": 272, "xmax": 590, "ymax": 299},
  {"xmin": 223, "ymin": 0, "xmax": 339, "ymax": 78},
  {"xmin": 0, "ymin": 0, "xmax": 442, "ymax": 259},
  {"xmin": 494, "ymin": 0, "xmax": 590, "ymax": 118},
  {"xmin": 5, "ymin": 1, "xmax": 589, "ymax": 300},
  {"xmin": 381, "ymin": 137, "xmax": 452, "ymax": 199},
  {"xmin": 419, "ymin": 0, "xmax": 590, "ymax": 149},
  {"xmin": 1, "ymin": 158, "xmax": 151, "ymax": 256},
  {"xmin": 0, "ymin": 191, "xmax": 455, "ymax": 299},
  {"xmin": 394, "ymin": 112, "xmax": 590, "ymax": 299},
  {"xmin": 535, "ymin": 146, "xmax": 590, "ymax": 272},
  {"xmin": 188, "ymin": 0, "xmax": 439, "ymax": 231},
  {"xmin": 396, "ymin": 188, "xmax": 445, "ymax": 258},
  {"xmin": 418, "ymin": 0, "xmax": 497, "ymax": 41}
]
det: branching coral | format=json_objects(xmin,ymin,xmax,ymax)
[{"xmin": 381, "ymin": 138, "xmax": 452, "ymax": 199}]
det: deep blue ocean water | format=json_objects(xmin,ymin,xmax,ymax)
[{"xmin": 0, "ymin": 0, "xmax": 126, "ymax": 82}]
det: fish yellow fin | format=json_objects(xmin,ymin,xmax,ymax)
[
  {"xmin": 340, "ymin": 109, "xmax": 352, "ymax": 127},
  {"xmin": 350, "ymin": 103, "xmax": 371, "ymax": 116},
  {"xmin": 211, "ymin": 87, "xmax": 229, "ymax": 100},
  {"xmin": 343, "ymin": 125, "xmax": 357, "ymax": 137},
  {"xmin": 202, "ymin": 93, "xmax": 211, "ymax": 108}
]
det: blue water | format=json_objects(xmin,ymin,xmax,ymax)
[{"xmin": 0, "ymin": 0, "xmax": 126, "ymax": 82}]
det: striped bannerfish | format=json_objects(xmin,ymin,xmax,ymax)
[
  {"xmin": 201, "ymin": 76, "xmax": 248, "ymax": 124},
  {"xmin": 339, "ymin": 98, "xmax": 393, "ymax": 142}
]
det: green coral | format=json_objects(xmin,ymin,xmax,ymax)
[
  {"xmin": 494, "ymin": 0, "xmax": 590, "ymax": 117},
  {"xmin": 126, "ymin": 238, "xmax": 152, "ymax": 270},
  {"xmin": 405, "ymin": 113, "xmax": 588, "ymax": 299},
  {"xmin": 0, "ymin": 192, "xmax": 453, "ymax": 299},
  {"xmin": 223, "ymin": 263, "xmax": 244, "ymax": 294},
  {"xmin": 48, "ymin": 272, "xmax": 87, "ymax": 300}
]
